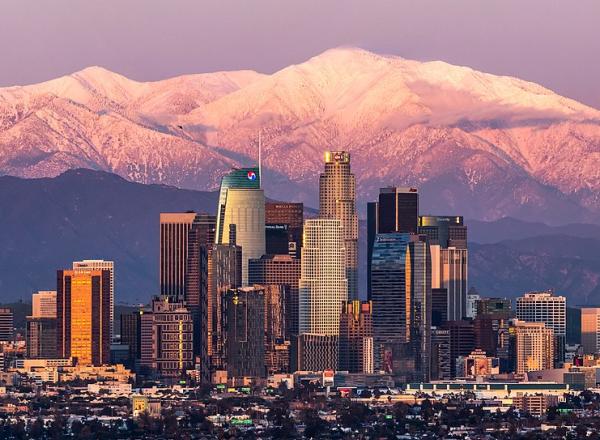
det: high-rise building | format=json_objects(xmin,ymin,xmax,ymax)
[
  {"xmin": 516, "ymin": 291, "xmax": 566, "ymax": 365},
  {"xmin": 0, "ymin": 309, "xmax": 12, "ymax": 342},
  {"xmin": 431, "ymin": 328, "xmax": 451, "ymax": 380},
  {"xmin": 140, "ymin": 297, "xmax": 194, "ymax": 378},
  {"xmin": 298, "ymin": 219, "xmax": 347, "ymax": 370},
  {"xmin": 418, "ymin": 215, "xmax": 467, "ymax": 249},
  {"xmin": 120, "ymin": 311, "xmax": 142, "ymax": 367},
  {"xmin": 265, "ymin": 224, "xmax": 292, "ymax": 255},
  {"xmin": 249, "ymin": 254, "xmax": 301, "ymax": 340},
  {"xmin": 476, "ymin": 297, "xmax": 512, "ymax": 316},
  {"xmin": 474, "ymin": 312, "xmax": 511, "ymax": 357},
  {"xmin": 367, "ymin": 187, "xmax": 419, "ymax": 297},
  {"xmin": 215, "ymin": 167, "xmax": 265, "ymax": 285},
  {"xmin": 466, "ymin": 292, "xmax": 480, "ymax": 319},
  {"xmin": 431, "ymin": 288, "xmax": 448, "ymax": 327},
  {"xmin": 209, "ymin": 238, "xmax": 242, "ymax": 370},
  {"xmin": 319, "ymin": 151, "xmax": 358, "ymax": 300},
  {"xmin": 262, "ymin": 284, "xmax": 290, "ymax": 374},
  {"xmin": 32, "ymin": 291, "xmax": 57, "ymax": 318},
  {"xmin": 567, "ymin": 307, "xmax": 582, "ymax": 345},
  {"xmin": 159, "ymin": 212, "xmax": 214, "ymax": 383},
  {"xmin": 510, "ymin": 319, "xmax": 554, "ymax": 374},
  {"xmin": 438, "ymin": 247, "xmax": 468, "ymax": 321},
  {"xmin": 73, "ymin": 260, "xmax": 114, "ymax": 341},
  {"xmin": 581, "ymin": 308, "xmax": 600, "ymax": 355},
  {"xmin": 442, "ymin": 320, "xmax": 476, "ymax": 378},
  {"xmin": 339, "ymin": 301, "xmax": 374, "ymax": 374},
  {"xmin": 26, "ymin": 317, "xmax": 57, "ymax": 359},
  {"xmin": 297, "ymin": 334, "xmax": 339, "ymax": 372},
  {"xmin": 224, "ymin": 287, "xmax": 265, "ymax": 378},
  {"xmin": 57, "ymin": 269, "xmax": 111, "ymax": 366},
  {"xmin": 265, "ymin": 202, "xmax": 304, "ymax": 257},
  {"xmin": 370, "ymin": 232, "xmax": 432, "ymax": 381}
]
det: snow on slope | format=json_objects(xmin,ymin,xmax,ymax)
[{"xmin": 1, "ymin": 47, "xmax": 599, "ymax": 223}]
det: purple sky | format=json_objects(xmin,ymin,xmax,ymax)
[{"xmin": 2, "ymin": 0, "xmax": 599, "ymax": 108}]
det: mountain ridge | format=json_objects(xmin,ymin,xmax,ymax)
[{"xmin": 1, "ymin": 47, "xmax": 600, "ymax": 224}]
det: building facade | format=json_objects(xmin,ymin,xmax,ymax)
[
  {"xmin": 319, "ymin": 151, "xmax": 358, "ymax": 300},
  {"xmin": 73, "ymin": 260, "xmax": 114, "ymax": 340},
  {"xmin": 265, "ymin": 202, "xmax": 304, "ymax": 258},
  {"xmin": 339, "ymin": 301, "xmax": 374, "ymax": 374},
  {"xmin": 32, "ymin": 291, "xmax": 57, "ymax": 318},
  {"xmin": 581, "ymin": 308, "xmax": 600, "ymax": 355},
  {"xmin": 298, "ymin": 219, "xmax": 347, "ymax": 370},
  {"xmin": 57, "ymin": 269, "xmax": 111, "ymax": 366},
  {"xmin": 511, "ymin": 319, "xmax": 554, "ymax": 374},
  {"xmin": 516, "ymin": 291, "xmax": 566, "ymax": 365}
]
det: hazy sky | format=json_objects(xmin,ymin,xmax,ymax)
[{"xmin": 2, "ymin": 0, "xmax": 599, "ymax": 107}]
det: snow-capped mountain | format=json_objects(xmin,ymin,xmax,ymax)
[{"xmin": 1, "ymin": 47, "xmax": 599, "ymax": 223}]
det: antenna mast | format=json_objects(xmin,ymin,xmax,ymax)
[{"xmin": 258, "ymin": 129, "xmax": 262, "ymax": 189}]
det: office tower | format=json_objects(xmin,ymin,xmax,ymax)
[
  {"xmin": 418, "ymin": 215, "xmax": 467, "ymax": 249},
  {"xmin": 339, "ymin": 301, "xmax": 374, "ymax": 373},
  {"xmin": 370, "ymin": 232, "xmax": 432, "ymax": 381},
  {"xmin": 581, "ymin": 308, "xmax": 600, "ymax": 354},
  {"xmin": 32, "ymin": 291, "xmax": 57, "ymax": 318},
  {"xmin": 442, "ymin": 320, "xmax": 476, "ymax": 378},
  {"xmin": 265, "ymin": 202, "xmax": 304, "ymax": 257},
  {"xmin": 466, "ymin": 292, "xmax": 480, "ymax": 319},
  {"xmin": 431, "ymin": 328, "xmax": 451, "ymax": 380},
  {"xmin": 26, "ymin": 317, "xmax": 57, "ymax": 359},
  {"xmin": 120, "ymin": 311, "xmax": 142, "ymax": 366},
  {"xmin": 57, "ymin": 269, "xmax": 111, "ymax": 366},
  {"xmin": 73, "ymin": 260, "xmax": 114, "ymax": 341},
  {"xmin": 474, "ymin": 313, "xmax": 511, "ymax": 357},
  {"xmin": 476, "ymin": 297, "xmax": 512, "ymax": 316},
  {"xmin": 298, "ymin": 219, "xmax": 347, "ymax": 370},
  {"xmin": 367, "ymin": 187, "xmax": 418, "ymax": 297},
  {"xmin": 140, "ymin": 297, "xmax": 194, "ymax": 378},
  {"xmin": 215, "ymin": 167, "xmax": 265, "ymax": 285},
  {"xmin": 431, "ymin": 288, "xmax": 448, "ymax": 327},
  {"xmin": 0, "ymin": 308, "xmax": 13, "ymax": 342},
  {"xmin": 511, "ymin": 319, "xmax": 554, "ymax": 374},
  {"xmin": 249, "ymin": 254, "xmax": 301, "ymax": 339},
  {"xmin": 265, "ymin": 224, "xmax": 291, "ymax": 255},
  {"xmin": 516, "ymin": 291, "xmax": 566, "ymax": 365},
  {"xmin": 262, "ymin": 284, "xmax": 290, "ymax": 374},
  {"xmin": 224, "ymin": 287, "xmax": 265, "ymax": 378},
  {"xmin": 366, "ymin": 201, "xmax": 378, "ymax": 298},
  {"xmin": 160, "ymin": 212, "xmax": 214, "ymax": 383},
  {"xmin": 319, "ymin": 151, "xmax": 358, "ymax": 300},
  {"xmin": 297, "ymin": 334, "xmax": 339, "ymax": 372},
  {"xmin": 567, "ymin": 307, "xmax": 582, "ymax": 345},
  {"xmin": 436, "ymin": 247, "xmax": 468, "ymax": 321}
]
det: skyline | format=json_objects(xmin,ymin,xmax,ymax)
[{"xmin": 1, "ymin": 0, "xmax": 599, "ymax": 108}]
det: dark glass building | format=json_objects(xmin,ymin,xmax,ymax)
[
  {"xmin": 432, "ymin": 288, "xmax": 448, "ymax": 327},
  {"xmin": 442, "ymin": 320, "xmax": 476, "ymax": 378},
  {"xmin": 339, "ymin": 301, "xmax": 373, "ymax": 373},
  {"xmin": 0, "ymin": 308, "xmax": 13, "ymax": 342},
  {"xmin": 418, "ymin": 215, "xmax": 467, "ymax": 249},
  {"xmin": 26, "ymin": 317, "xmax": 57, "ymax": 358},
  {"xmin": 120, "ymin": 311, "xmax": 142, "ymax": 367},
  {"xmin": 224, "ymin": 287, "xmax": 265, "ymax": 379},
  {"xmin": 265, "ymin": 202, "xmax": 304, "ymax": 257}
]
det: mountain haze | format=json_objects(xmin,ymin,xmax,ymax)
[{"xmin": 1, "ymin": 48, "xmax": 600, "ymax": 223}]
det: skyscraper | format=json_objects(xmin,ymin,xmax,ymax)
[
  {"xmin": 140, "ymin": 297, "xmax": 194, "ymax": 378},
  {"xmin": 262, "ymin": 284, "xmax": 290, "ymax": 374},
  {"xmin": 298, "ymin": 219, "xmax": 347, "ymax": 370},
  {"xmin": 209, "ymin": 235, "xmax": 242, "ymax": 370},
  {"xmin": 516, "ymin": 291, "xmax": 566, "ymax": 365},
  {"xmin": 265, "ymin": 202, "xmax": 304, "ymax": 258},
  {"xmin": 418, "ymin": 215, "xmax": 467, "ymax": 249},
  {"xmin": 440, "ymin": 247, "xmax": 468, "ymax": 321},
  {"xmin": 159, "ymin": 212, "xmax": 214, "ymax": 383},
  {"xmin": 0, "ymin": 308, "xmax": 13, "ymax": 343},
  {"xmin": 27, "ymin": 291, "xmax": 57, "ymax": 359},
  {"xmin": 32, "ymin": 291, "xmax": 57, "ymax": 318},
  {"xmin": 57, "ymin": 269, "xmax": 111, "ymax": 366},
  {"xmin": 248, "ymin": 254, "xmax": 301, "ymax": 340},
  {"xmin": 120, "ymin": 310, "xmax": 142, "ymax": 367},
  {"xmin": 510, "ymin": 319, "xmax": 554, "ymax": 374},
  {"xmin": 339, "ymin": 301, "xmax": 374, "ymax": 374},
  {"xmin": 224, "ymin": 287, "xmax": 265, "ymax": 379},
  {"xmin": 215, "ymin": 167, "xmax": 265, "ymax": 285},
  {"xmin": 580, "ymin": 308, "xmax": 600, "ymax": 355},
  {"xmin": 73, "ymin": 260, "xmax": 114, "ymax": 340},
  {"xmin": 370, "ymin": 233, "xmax": 432, "ymax": 381},
  {"xmin": 442, "ymin": 319, "xmax": 476, "ymax": 378},
  {"xmin": 367, "ymin": 187, "xmax": 419, "ymax": 297},
  {"xmin": 319, "ymin": 151, "xmax": 358, "ymax": 300}
]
